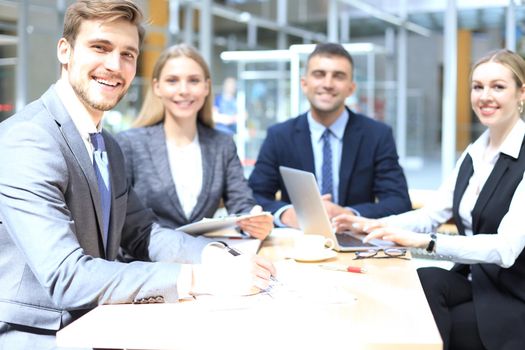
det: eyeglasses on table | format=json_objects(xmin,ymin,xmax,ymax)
[{"xmin": 353, "ymin": 248, "xmax": 409, "ymax": 260}]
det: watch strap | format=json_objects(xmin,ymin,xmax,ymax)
[{"xmin": 426, "ymin": 233, "xmax": 437, "ymax": 253}]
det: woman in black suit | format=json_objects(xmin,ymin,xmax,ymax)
[
  {"xmin": 334, "ymin": 49, "xmax": 525, "ymax": 350},
  {"xmin": 117, "ymin": 44, "xmax": 272, "ymax": 239}
]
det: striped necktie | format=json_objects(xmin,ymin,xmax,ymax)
[
  {"xmin": 89, "ymin": 132, "xmax": 111, "ymax": 250},
  {"xmin": 321, "ymin": 128, "xmax": 334, "ymax": 200}
]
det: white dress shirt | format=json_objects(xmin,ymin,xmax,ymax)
[
  {"xmin": 166, "ymin": 134, "xmax": 203, "ymax": 219},
  {"xmin": 382, "ymin": 119, "xmax": 525, "ymax": 268},
  {"xmin": 55, "ymin": 79, "xmax": 101, "ymax": 161}
]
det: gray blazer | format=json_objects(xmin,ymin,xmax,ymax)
[
  {"xmin": 0, "ymin": 86, "xmax": 208, "ymax": 339},
  {"xmin": 116, "ymin": 123, "xmax": 256, "ymax": 229}
]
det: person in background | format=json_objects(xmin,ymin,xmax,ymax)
[
  {"xmin": 0, "ymin": 1, "xmax": 275, "ymax": 348},
  {"xmin": 116, "ymin": 44, "xmax": 272, "ymax": 240},
  {"xmin": 213, "ymin": 76, "xmax": 240, "ymax": 134},
  {"xmin": 248, "ymin": 42, "xmax": 411, "ymax": 229},
  {"xmin": 334, "ymin": 49, "xmax": 525, "ymax": 350}
]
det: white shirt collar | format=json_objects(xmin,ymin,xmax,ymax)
[
  {"xmin": 167, "ymin": 132, "xmax": 200, "ymax": 150},
  {"xmin": 500, "ymin": 119, "xmax": 525, "ymax": 159},
  {"xmin": 55, "ymin": 79, "xmax": 101, "ymax": 142},
  {"xmin": 307, "ymin": 109, "xmax": 349, "ymax": 142},
  {"xmin": 468, "ymin": 119, "xmax": 525, "ymax": 161}
]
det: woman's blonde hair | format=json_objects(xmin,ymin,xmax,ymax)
[
  {"xmin": 133, "ymin": 44, "xmax": 214, "ymax": 128},
  {"xmin": 471, "ymin": 49, "xmax": 525, "ymax": 88}
]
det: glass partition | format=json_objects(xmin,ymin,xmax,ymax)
[{"xmin": 0, "ymin": 43, "xmax": 16, "ymax": 122}]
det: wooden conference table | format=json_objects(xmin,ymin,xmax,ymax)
[{"xmin": 56, "ymin": 232, "xmax": 443, "ymax": 350}]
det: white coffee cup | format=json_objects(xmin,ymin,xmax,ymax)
[{"xmin": 294, "ymin": 234, "xmax": 335, "ymax": 255}]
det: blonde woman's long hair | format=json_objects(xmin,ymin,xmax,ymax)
[{"xmin": 133, "ymin": 44, "xmax": 214, "ymax": 128}]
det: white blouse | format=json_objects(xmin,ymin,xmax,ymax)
[
  {"xmin": 166, "ymin": 134, "xmax": 203, "ymax": 219},
  {"xmin": 382, "ymin": 119, "xmax": 525, "ymax": 267}
]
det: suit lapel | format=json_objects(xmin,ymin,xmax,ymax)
[
  {"xmin": 41, "ymin": 86, "xmax": 106, "ymax": 255},
  {"xmin": 190, "ymin": 124, "xmax": 215, "ymax": 221},
  {"xmin": 453, "ymin": 155, "xmax": 473, "ymax": 236},
  {"xmin": 338, "ymin": 109, "xmax": 363, "ymax": 205},
  {"xmin": 103, "ymin": 131, "xmax": 121, "ymax": 258},
  {"xmin": 294, "ymin": 114, "xmax": 315, "ymax": 173},
  {"xmin": 147, "ymin": 124, "xmax": 187, "ymax": 221},
  {"xmin": 471, "ymin": 155, "xmax": 511, "ymax": 233}
]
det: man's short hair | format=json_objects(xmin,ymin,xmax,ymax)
[
  {"xmin": 306, "ymin": 43, "xmax": 354, "ymax": 76},
  {"xmin": 63, "ymin": 0, "xmax": 145, "ymax": 48}
]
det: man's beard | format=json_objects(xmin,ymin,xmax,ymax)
[{"xmin": 71, "ymin": 79, "xmax": 127, "ymax": 112}]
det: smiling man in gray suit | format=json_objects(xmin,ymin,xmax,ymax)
[{"xmin": 0, "ymin": 1, "xmax": 275, "ymax": 348}]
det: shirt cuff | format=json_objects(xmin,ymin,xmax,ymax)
[
  {"xmin": 345, "ymin": 206, "xmax": 361, "ymax": 217},
  {"xmin": 433, "ymin": 233, "xmax": 454, "ymax": 260},
  {"xmin": 274, "ymin": 204, "xmax": 293, "ymax": 227},
  {"xmin": 177, "ymin": 242, "xmax": 229, "ymax": 298},
  {"xmin": 176, "ymin": 264, "xmax": 194, "ymax": 301}
]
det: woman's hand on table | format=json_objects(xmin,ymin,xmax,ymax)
[
  {"xmin": 362, "ymin": 225, "xmax": 430, "ymax": 249},
  {"xmin": 331, "ymin": 214, "xmax": 384, "ymax": 234}
]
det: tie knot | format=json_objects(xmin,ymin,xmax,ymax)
[
  {"xmin": 322, "ymin": 128, "xmax": 331, "ymax": 141},
  {"xmin": 89, "ymin": 132, "xmax": 106, "ymax": 152}
]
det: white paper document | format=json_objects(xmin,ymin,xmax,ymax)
[{"xmin": 194, "ymin": 259, "xmax": 357, "ymax": 309}]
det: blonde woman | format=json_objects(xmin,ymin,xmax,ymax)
[
  {"xmin": 334, "ymin": 49, "xmax": 525, "ymax": 350},
  {"xmin": 116, "ymin": 44, "xmax": 272, "ymax": 239}
]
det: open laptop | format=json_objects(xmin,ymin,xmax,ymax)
[{"xmin": 279, "ymin": 166, "xmax": 396, "ymax": 252}]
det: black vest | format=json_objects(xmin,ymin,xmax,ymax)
[{"xmin": 452, "ymin": 136, "xmax": 525, "ymax": 350}]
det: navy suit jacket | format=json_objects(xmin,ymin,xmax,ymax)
[{"xmin": 248, "ymin": 108, "xmax": 411, "ymax": 218}]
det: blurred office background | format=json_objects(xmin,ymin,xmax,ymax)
[{"xmin": 1, "ymin": 0, "xmax": 525, "ymax": 190}]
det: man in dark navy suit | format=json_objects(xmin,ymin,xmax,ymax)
[{"xmin": 248, "ymin": 43, "xmax": 412, "ymax": 228}]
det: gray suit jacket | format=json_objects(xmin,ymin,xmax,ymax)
[
  {"xmin": 0, "ymin": 86, "xmax": 208, "ymax": 335},
  {"xmin": 116, "ymin": 123, "xmax": 256, "ymax": 229}
]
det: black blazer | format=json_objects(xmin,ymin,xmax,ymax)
[
  {"xmin": 248, "ymin": 108, "xmax": 412, "ymax": 218},
  {"xmin": 452, "ymin": 136, "xmax": 525, "ymax": 350}
]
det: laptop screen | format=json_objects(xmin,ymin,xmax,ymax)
[{"xmin": 279, "ymin": 166, "xmax": 394, "ymax": 252}]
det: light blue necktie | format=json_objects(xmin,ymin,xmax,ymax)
[
  {"xmin": 89, "ymin": 132, "xmax": 111, "ymax": 249},
  {"xmin": 321, "ymin": 128, "xmax": 334, "ymax": 200}
]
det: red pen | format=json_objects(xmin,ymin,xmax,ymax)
[{"xmin": 319, "ymin": 264, "xmax": 367, "ymax": 274}]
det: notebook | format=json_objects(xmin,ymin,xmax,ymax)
[{"xmin": 279, "ymin": 166, "xmax": 395, "ymax": 252}]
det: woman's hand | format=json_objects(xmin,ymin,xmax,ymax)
[
  {"xmin": 331, "ymin": 214, "xmax": 384, "ymax": 234},
  {"xmin": 363, "ymin": 226, "xmax": 430, "ymax": 249},
  {"xmin": 237, "ymin": 205, "xmax": 273, "ymax": 240}
]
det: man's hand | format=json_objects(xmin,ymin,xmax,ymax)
[
  {"xmin": 237, "ymin": 205, "xmax": 273, "ymax": 240},
  {"xmin": 192, "ymin": 245, "xmax": 276, "ymax": 296},
  {"xmin": 280, "ymin": 207, "xmax": 299, "ymax": 228},
  {"xmin": 321, "ymin": 194, "xmax": 354, "ymax": 219}
]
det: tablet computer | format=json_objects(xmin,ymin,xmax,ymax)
[{"xmin": 176, "ymin": 212, "xmax": 271, "ymax": 236}]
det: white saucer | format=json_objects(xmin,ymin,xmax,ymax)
[
  {"xmin": 270, "ymin": 227, "xmax": 304, "ymax": 238},
  {"xmin": 286, "ymin": 248, "xmax": 337, "ymax": 262}
]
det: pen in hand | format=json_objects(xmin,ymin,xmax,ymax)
[
  {"xmin": 216, "ymin": 240, "xmax": 279, "ymax": 282},
  {"xmin": 217, "ymin": 240, "xmax": 242, "ymax": 256}
]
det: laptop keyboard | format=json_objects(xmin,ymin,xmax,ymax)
[{"xmin": 335, "ymin": 233, "xmax": 376, "ymax": 247}]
